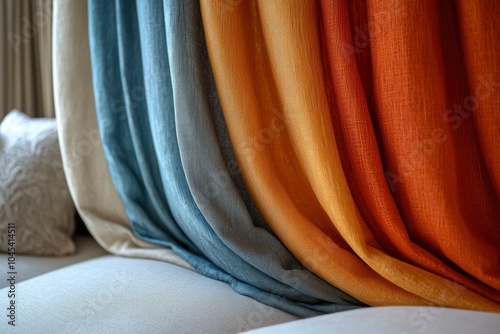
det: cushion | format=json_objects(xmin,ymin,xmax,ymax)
[
  {"xmin": 243, "ymin": 306, "xmax": 500, "ymax": 334},
  {"xmin": 0, "ymin": 256, "xmax": 298, "ymax": 333},
  {"xmin": 0, "ymin": 235, "xmax": 107, "ymax": 289},
  {"xmin": 0, "ymin": 110, "xmax": 75, "ymax": 255}
]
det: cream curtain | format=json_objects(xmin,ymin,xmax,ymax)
[{"xmin": 0, "ymin": 0, "xmax": 54, "ymax": 120}]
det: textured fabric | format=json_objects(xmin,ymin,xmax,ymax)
[
  {"xmin": 0, "ymin": 235, "xmax": 107, "ymax": 289},
  {"xmin": 456, "ymin": 1, "xmax": 500, "ymax": 210},
  {"xmin": 88, "ymin": 0, "xmax": 360, "ymax": 317},
  {"xmin": 320, "ymin": 0, "xmax": 500, "ymax": 304},
  {"xmin": 172, "ymin": 0, "xmax": 360, "ymax": 312},
  {"xmin": 53, "ymin": 0, "xmax": 190, "ymax": 268},
  {"xmin": 0, "ymin": 256, "xmax": 298, "ymax": 333},
  {"xmin": 361, "ymin": 0, "xmax": 500, "ymax": 294},
  {"xmin": 0, "ymin": 0, "xmax": 54, "ymax": 120},
  {"xmin": 0, "ymin": 110, "xmax": 74, "ymax": 255},
  {"xmin": 200, "ymin": 0, "xmax": 500, "ymax": 311},
  {"xmin": 243, "ymin": 307, "xmax": 500, "ymax": 334}
]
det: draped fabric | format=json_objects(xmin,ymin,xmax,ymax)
[
  {"xmin": 200, "ymin": 0, "xmax": 500, "ymax": 311},
  {"xmin": 320, "ymin": 0, "xmax": 500, "ymax": 302},
  {"xmin": 88, "ymin": 0, "xmax": 361, "ymax": 317},
  {"xmin": 0, "ymin": 0, "xmax": 54, "ymax": 120},
  {"xmin": 53, "ymin": 0, "xmax": 191, "ymax": 269},
  {"xmin": 77, "ymin": 0, "xmax": 500, "ymax": 318}
]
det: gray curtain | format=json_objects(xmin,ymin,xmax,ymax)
[{"xmin": 0, "ymin": 0, "xmax": 53, "ymax": 120}]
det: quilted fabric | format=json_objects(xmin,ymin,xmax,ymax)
[{"xmin": 0, "ymin": 110, "xmax": 75, "ymax": 255}]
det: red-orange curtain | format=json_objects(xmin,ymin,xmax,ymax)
[
  {"xmin": 201, "ymin": 0, "xmax": 500, "ymax": 311},
  {"xmin": 320, "ymin": 0, "xmax": 500, "ymax": 303}
]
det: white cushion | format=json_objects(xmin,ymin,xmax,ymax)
[
  {"xmin": 0, "ymin": 110, "xmax": 75, "ymax": 256},
  {"xmin": 0, "ymin": 256, "xmax": 297, "ymax": 333},
  {"xmin": 243, "ymin": 306, "xmax": 500, "ymax": 334}
]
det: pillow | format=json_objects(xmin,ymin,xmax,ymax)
[{"xmin": 0, "ymin": 110, "xmax": 75, "ymax": 255}]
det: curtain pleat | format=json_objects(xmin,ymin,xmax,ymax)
[
  {"xmin": 200, "ymin": 0, "xmax": 413, "ymax": 306},
  {"xmin": 456, "ymin": 0, "xmax": 500, "ymax": 202},
  {"xmin": 357, "ymin": 0, "xmax": 500, "ymax": 295},
  {"xmin": 170, "ymin": 0, "xmax": 361, "ymax": 311}
]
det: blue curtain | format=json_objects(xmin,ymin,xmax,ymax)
[{"xmin": 88, "ymin": 0, "xmax": 361, "ymax": 317}]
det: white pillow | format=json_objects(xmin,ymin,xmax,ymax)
[{"xmin": 0, "ymin": 110, "xmax": 75, "ymax": 255}]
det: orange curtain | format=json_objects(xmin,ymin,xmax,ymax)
[
  {"xmin": 200, "ymin": 0, "xmax": 500, "ymax": 311},
  {"xmin": 456, "ymin": 0, "xmax": 500, "ymax": 201},
  {"xmin": 320, "ymin": 0, "xmax": 500, "ymax": 303}
]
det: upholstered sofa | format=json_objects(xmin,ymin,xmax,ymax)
[
  {"xmin": 0, "ymin": 231, "xmax": 299, "ymax": 333},
  {"xmin": 2, "ymin": 0, "xmax": 500, "ymax": 333},
  {"xmin": 1, "ymin": 235, "xmax": 500, "ymax": 333}
]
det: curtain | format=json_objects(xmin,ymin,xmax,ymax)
[
  {"xmin": 320, "ymin": 0, "xmax": 500, "ymax": 302},
  {"xmin": 0, "ymin": 0, "xmax": 54, "ymax": 119},
  {"xmin": 57, "ymin": 0, "xmax": 500, "ymax": 318},
  {"xmin": 201, "ymin": 0, "xmax": 500, "ymax": 311}
]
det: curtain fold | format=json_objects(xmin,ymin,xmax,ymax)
[
  {"xmin": 170, "ymin": 0, "xmax": 360, "ymax": 310},
  {"xmin": 353, "ymin": 0, "xmax": 500, "ymax": 294},
  {"xmin": 201, "ymin": 0, "xmax": 500, "ymax": 311},
  {"xmin": 456, "ymin": 0, "xmax": 500, "ymax": 202},
  {"xmin": 200, "ymin": 0, "xmax": 416, "ymax": 307}
]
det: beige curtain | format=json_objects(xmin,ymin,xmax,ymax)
[{"xmin": 0, "ymin": 0, "xmax": 54, "ymax": 120}]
